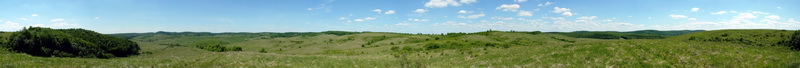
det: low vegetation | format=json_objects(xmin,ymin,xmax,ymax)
[
  {"xmin": 1, "ymin": 29, "xmax": 798, "ymax": 67},
  {"xmin": 549, "ymin": 30, "xmax": 704, "ymax": 39}
]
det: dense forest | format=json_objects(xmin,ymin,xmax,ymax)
[{"xmin": 3, "ymin": 27, "xmax": 139, "ymax": 58}]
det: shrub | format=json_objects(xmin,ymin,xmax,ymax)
[
  {"xmin": 259, "ymin": 48, "xmax": 268, "ymax": 53},
  {"xmin": 789, "ymin": 30, "xmax": 800, "ymax": 50},
  {"xmin": 229, "ymin": 46, "xmax": 243, "ymax": 51}
]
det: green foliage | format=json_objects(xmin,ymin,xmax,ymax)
[
  {"xmin": 258, "ymin": 48, "xmax": 268, "ymax": 53},
  {"xmin": 550, "ymin": 37, "xmax": 575, "ymax": 43},
  {"xmin": 551, "ymin": 32, "xmax": 667, "ymax": 39},
  {"xmin": 0, "ymin": 32, "xmax": 11, "ymax": 53},
  {"xmin": 321, "ymin": 31, "xmax": 361, "ymax": 36},
  {"xmin": 548, "ymin": 30, "xmax": 703, "ymax": 39},
  {"xmin": 423, "ymin": 41, "xmax": 507, "ymax": 50},
  {"xmin": 624, "ymin": 30, "xmax": 705, "ymax": 36},
  {"xmin": 786, "ymin": 30, "xmax": 800, "ymax": 50},
  {"xmin": 506, "ymin": 31, "xmax": 543, "ymax": 35},
  {"xmin": 7, "ymin": 27, "xmax": 140, "ymax": 58},
  {"xmin": 268, "ymin": 32, "xmax": 320, "ymax": 38},
  {"xmin": 192, "ymin": 40, "xmax": 242, "ymax": 52},
  {"xmin": 229, "ymin": 46, "xmax": 243, "ymax": 51},
  {"xmin": 59, "ymin": 29, "xmax": 140, "ymax": 57},
  {"xmin": 444, "ymin": 32, "xmax": 468, "ymax": 37},
  {"xmin": 365, "ymin": 35, "xmax": 390, "ymax": 45},
  {"xmin": 678, "ymin": 29, "xmax": 794, "ymax": 46}
]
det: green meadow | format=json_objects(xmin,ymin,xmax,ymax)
[{"xmin": 1, "ymin": 29, "xmax": 799, "ymax": 67}]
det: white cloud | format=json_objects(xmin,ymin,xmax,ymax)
[
  {"xmin": 690, "ymin": 8, "xmax": 700, "ymax": 12},
  {"xmin": 496, "ymin": 4, "xmax": 520, "ymax": 12},
  {"xmin": 372, "ymin": 9, "xmax": 382, "ymax": 14},
  {"xmin": 460, "ymin": 0, "xmax": 476, "ymax": 4},
  {"xmin": 384, "ymin": 10, "xmax": 396, "ymax": 14},
  {"xmin": 752, "ymin": 11, "xmax": 769, "ymax": 14},
  {"xmin": 457, "ymin": 10, "xmax": 468, "ymax": 14},
  {"xmin": 765, "ymin": 15, "xmax": 781, "ymax": 20},
  {"xmin": 25, "ymin": 22, "xmax": 81, "ymax": 29},
  {"xmin": 545, "ymin": 2, "xmax": 552, "ymax": 6},
  {"xmin": 514, "ymin": 0, "xmax": 527, "ymax": 2},
  {"xmin": 561, "ymin": 12, "xmax": 574, "ymax": 17},
  {"xmin": 339, "ymin": 17, "xmax": 347, "ymax": 20},
  {"xmin": 777, "ymin": 7, "xmax": 782, "ymax": 9},
  {"xmin": 433, "ymin": 17, "xmax": 646, "ymax": 32},
  {"xmin": 577, "ymin": 16, "xmax": 598, "ymax": 20},
  {"xmin": 733, "ymin": 13, "xmax": 757, "ymax": 19},
  {"xmin": 19, "ymin": 18, "xmax": 27, "ymax": 21},
  {"xmin": 575, "ymin": 16, "xmax": 597, "ymax": 22},
  {"xmin": 50, "ymin": 18, "xmax": 64, "ymax": 21},
  {"xmin": 552, "ymin": 7, "xmax": 570, "ymax": 13},
  {"xmin": 457, "ymin": 14, "xmax": 485, "ymax": 19},
  {"xmin": 31, "ymin": 14, "xmax": 38, "ymax": 17},
  {"xmin": 492, "ymin": 16, "xmax": 514, "ymax": 20},
  {"xmin": 518, "ymin": 11, "xmax": 533, "ymax": 16},
  {"xmin": 395, "ymin": 22, "xmax": 411, "ymax": 26},
  {"xmin": 424, "ymin": 0, "xmax": 462, "ymax": 8},
  {"xmin": 538, "ymin": 2, "xmax": 552, "ymax": 7},
  {"xmin": 433, "ymin": 21, "xmax": 467, "ymax": 26},
  {"xmin": 408, "ymin": 18, "xmax": 430, "ymax": 22},
  {"xmin": 430, "ymin": 11, "xmax": 800, "ymax": 32},
  {"xmin": 307, "ymin": 0, "xmax": 335, "ymax": 12},
  {"xmin": 415, "ymin": 9, "xmax": 428, "ymax": 13},
  {"xmin": 364, "ymin": 17, "xmax": 376, "ymax": 20},
  {"xmin": 669, "ymin": 14, "xmax": 688, "ymax": 19},
  {"xmin": 657, "ymin": 17, "xmax": 800, "ymax": 30},
  {"xmin": 710, "ymin": 11, "xmax": 728, "ymax": 15},
  {"xmin": 1, "ymin": 21, "xmax": 23, "ymax": 31},
  {"xmin": 49, "ymin": 22, "xmax": 80, "ymax": 28},
  {"xmin": 353, "ymin": 17, "xmax": 377, "ymax": 22}
]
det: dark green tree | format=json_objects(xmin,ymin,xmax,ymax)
[{"xmin": 789, "ymin": 30, "xmax": 800, "ymax": 50}]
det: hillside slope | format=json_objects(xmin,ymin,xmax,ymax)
[{"xmin": 1, "ymin": 30, "xmax": 799, "ymax": 67}]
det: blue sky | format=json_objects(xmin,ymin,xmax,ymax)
[{"xmin": 1, "ymin": 0, "xmax": 798, "ymax": 34}]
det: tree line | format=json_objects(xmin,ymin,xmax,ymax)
[{"xmin": 4, "ymin": 27, "xmax": 140, "ymax": 58}]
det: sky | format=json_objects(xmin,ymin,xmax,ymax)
[{"xmin": 1, "ymin": 0, "xmax": 798, "ymax": 34}]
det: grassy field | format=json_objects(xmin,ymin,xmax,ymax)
[{"xmin": 1, "ymin": 30, "xmax": 799, "ymax": 67}]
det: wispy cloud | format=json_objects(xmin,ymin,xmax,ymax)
[{"xmin": 50, "ymin": 18, "xmax": 64, "ymax": 21}]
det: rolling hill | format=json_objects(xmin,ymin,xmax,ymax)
[{"xmin": 0, "ymin": 29, "xmax": 798, "ymax": 67}]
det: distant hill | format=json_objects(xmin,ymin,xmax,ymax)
[
  {"xmin": 547, "ymin": 30, "xmax": 704, "ymax": 39},
  {"xmin": 670, "ymin": 29, "xmax": 799, "ymax": 48},
  {"xmin": 624, "ymin": 30, "xmax": 705, "ymax": 36}
]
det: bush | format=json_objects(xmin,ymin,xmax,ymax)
[
  {"xmin": 229, "ymin": 46, "xmax": 243, "ymax": 51},
  {"xmin": 789, "ymin": 30, "xmax": 800, "ymax": 50},
  {"xmin": 7, "ymin": 27, "xmax": 140, "ymax": 58},
  {"xmin": 202, "ymin": 44, "xmax": 227, "ymax": 52},
  {"xmin": 259, "ymin": 48, "xmax": 268, "ymax": 53}
]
